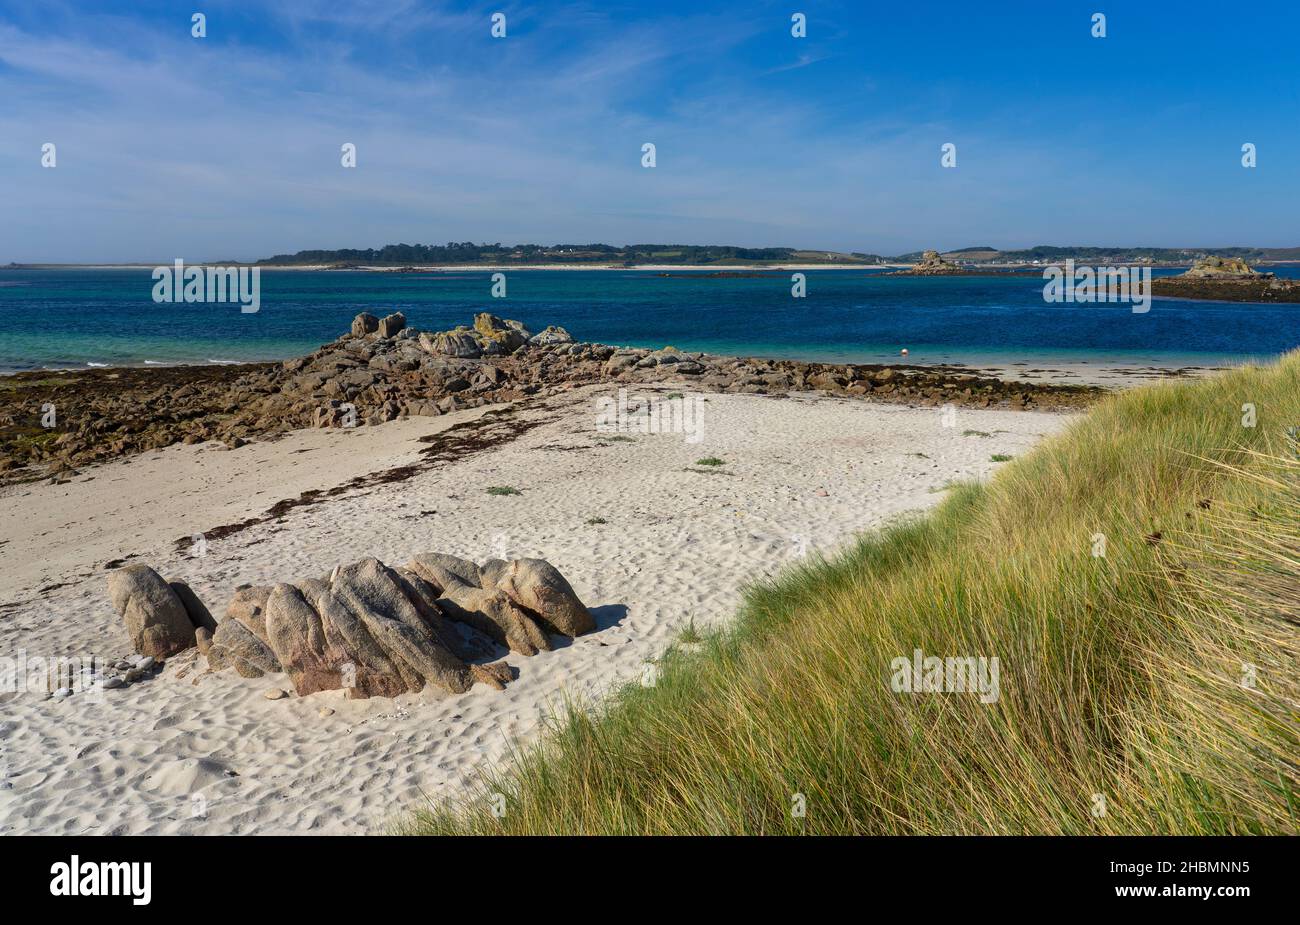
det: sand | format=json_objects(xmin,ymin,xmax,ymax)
[{"xmin": 0, "ymin": 385, "xmax": 1074, "ymax": 834}]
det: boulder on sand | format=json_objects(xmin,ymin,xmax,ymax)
[
  {"xmin": 495, "ymin": 558, "xmax": 596, "ymax": 637},
  {"xmin": 406, "ymin": 554, "xmax": 550, "ymax": 656},
  {"xmin": 207, "ymin": 618, "xmax": 282, "ymax": 678},
  {"xmin": 107, "ymin": 564, "xmax": 200, "ymax": 658},
  {"xmin": 265, "ymin": 582, "xmax": 350, "ymax": 695}
]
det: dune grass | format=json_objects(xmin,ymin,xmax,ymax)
[{"xmin": 409, "ymin": 356, "xmax": 1300, "ymax": 835}]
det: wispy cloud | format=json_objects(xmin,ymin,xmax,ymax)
[{"xmin": 763, "ymin": 52, "xmax": 833, "ymax": 75}]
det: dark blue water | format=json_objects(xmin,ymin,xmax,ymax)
[{"xmin": 1, "ymin": 267, "xmax": 1298, "ymax": 372}]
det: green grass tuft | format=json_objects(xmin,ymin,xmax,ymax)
[
  {"xmin": 678, "ymin": 616, "xmax": 702, "ymax": 644},
  {"xmin": 485, "ymin": 485, "xmax": 522, "ymax": 496},
  {"xmin": 695, "ymin": 457, "xmax": 726, "ymax": 467}
]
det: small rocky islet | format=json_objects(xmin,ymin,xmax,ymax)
[
  {"xmin": 1150, "ymin": 255, "xmax": 1300, "ymax": 303},
  {"xmin": 0, "ymin": 310, "xmax": 1102, "ymax": 484},
  {"xmin": 885, "ymin": 250, "xmax": 1039, "ymax": 277}
]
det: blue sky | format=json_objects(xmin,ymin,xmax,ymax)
[{"xmin": 1, "ymin": 0, "xmax": 1297, "ymax": 262}]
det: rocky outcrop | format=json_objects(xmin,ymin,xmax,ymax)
[
  {"xmin": 1181, "ymin": 255, "xmax": 1270, "ymax": 279},
  {"xmin": 421, "ymin": 328, "xmax": 483, "ymax": 358},
  {"xmin": 107, "ymin": 565, "xmax": 204, "ymax": 658},
  {"xmin": 892, "ymin": 249, "xmax": 969, "ymax": 276},
  {"xmin": 103, "ymin": 552, "xmax": 594, "ymax": 699},
  {"xmin": 529, "ymin": 325, "xmax": 573, "ymax": 346},
  {"xmin": 350, "ymin": 312, "xmax": 379, "ymax": 336},
  {"xmin": 1151, "ymin": 256, "xmax": 1299, "ymax": 303},
  {"xmin": 473, "ymin": 313, "xmax": 531, "ymax": 354},
  {"xmin": 377, "ymin": 311, "xmax": 406, "ymax": 337}
]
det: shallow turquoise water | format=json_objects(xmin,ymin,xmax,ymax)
[{"xmin": 1, "ymin": 267, "xmax": 1297, "ymax": 371}]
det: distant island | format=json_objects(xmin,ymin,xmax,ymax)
[
  {"xmin": 6, "ymin": 242, "xmax": 1299, "ymax": 270},
  {"xmin": 256, "ymin": 242, "xmax": 886, "ymax": 268}
]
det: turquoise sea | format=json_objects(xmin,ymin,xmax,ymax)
[{"xmin": 1, "ymin": 267, "xmax": 1299, "ymax": 373}]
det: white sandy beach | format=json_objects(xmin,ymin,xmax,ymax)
[{"xmin": 0, "ymin": 385, "xmax": 1074, "ymax": 835}]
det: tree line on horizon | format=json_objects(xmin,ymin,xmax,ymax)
[
  {"xmin": 257, "ymin": 242, "xmax": 884, "ymax": 266},
  {"xmin": 255, "ymin": 241, "xmax": 1300, "ymax": 267}
]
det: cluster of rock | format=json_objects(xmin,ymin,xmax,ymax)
[
  {"xmin": 282, "ymin": 311, "xmax": 597, "ymax": 428},
  {"xmin": 1151, "ymin": 255, "xmax": 1300, "ymax": 304},
  {"xmin": 106, "ymin": 554, "xmax": 594, "ymax": 700},
  {"xmin": 1, "ymin": 310, "xmax": 1103, "ymax": 483},
  {"xmin": 1180, "ymin": 255, "xmax": 1271, "ymax": 279},
  {"xmin": 890, "ymin": 250, "xmax": 969, "ymax": 276}
]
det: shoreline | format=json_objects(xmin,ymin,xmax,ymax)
[
  {"xmin": 0, "ymin": 355, "xmax": 1229, "ymax": 387},
  {"xmin": 0, "ymin": 344, "xmax": 1241, "ymax": 386}
]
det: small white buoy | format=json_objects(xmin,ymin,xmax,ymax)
[{"xmin": 900, "ymin": 348, "xmax": 909, "ymax": 356}]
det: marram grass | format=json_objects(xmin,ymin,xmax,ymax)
[{"xmin": 406, "ymin": 355, "xmax": 1300, "ymax": 835}]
